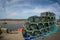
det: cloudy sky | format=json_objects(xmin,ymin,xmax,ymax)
[{"xmin": 0, "ymin": 0, "xmax": 60, "ymax": 19}]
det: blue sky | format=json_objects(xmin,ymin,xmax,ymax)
[{"xmin": 0, "ymin": 0, "xmax": 60, "ymax": 19}]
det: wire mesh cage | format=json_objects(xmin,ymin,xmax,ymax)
[
  {"xmin": 49, "ymin": 22, "xmax": 55, "ymax": 26},
  {"xmin": 25, "ymin": 24, "xmax": 38, "ymax": 32},
  {"xmin": 38, "ymin": 23, "xmax": 44, "ymax": 29},
  {"xmin": 33, "ymin": 31, "xmax": 41, "ymax": 36},
  {"xmin": 40, "ymin": 12, "xmax": 56, "ymax": 22},
  {"xmin": 40, "ymin": 16, "xmax": 55, "ymax": 22},
  {"xmin": 40, "ymin": 16, "xmax": 45, "ymax": 22},
  {"xmin": 40, "ymin": 28, "xmax": 47, "ymax": 35},
  {"xmin": 44, "ymin": 23, "xmax": 49, "ymax": 28},
  {"xmin": 41, "ymin": 12, "xmax": 55, "ymax": 16},
  {"xmin": 23, "ymin": 12, "xmax": 58, "ymax": 40},
  {"xmin": 28, "ymin": 17, "xmax": 34, "ymax": 22},
  {"xmin": 50, "ymin": 17, "xmax": 56, "ymax": 21},
  {"xmin": 34, "ymin": 17, "xmax": 40, "ymax": 22},
  {"xmin": 29, "ymin": 24, "xmax": 37, "ymax": 30},
  {"xmin": 28, "ymin": 16, "xmax": 40, "ymax": 22}
]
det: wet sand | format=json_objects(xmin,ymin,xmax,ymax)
[{"xmin": 0, "ymin": 32, "xmax": 24, "ymax": 40}]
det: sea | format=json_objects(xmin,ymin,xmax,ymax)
[{"xmin": 0, "ymin": 22, "xmax": 24, "ymax": 31}]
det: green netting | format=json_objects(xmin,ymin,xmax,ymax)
[{"xmin": 22, "ymin": 12, "xmax": 58, "ymax": 40}]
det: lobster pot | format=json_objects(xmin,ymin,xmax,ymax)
[
  {"xmin": 44, "ymin": 17, "xmax": 50, "ymax": 22},
  {"xmin": 40, "ymin": 28, "xmax": 47, "ymax": 35},
  {"xmin": 38, "ymin": 22, "xmax": 49, "ymax": 31},
  {"xmin": 29, "ymin": 24, "xmax": 37, "ymax": 30},
  {"xmin": 26, "ymin": 32, "xmax": 33, "ymax": 37},
  {"xmin": 22, "ymin": 30, "xmax": 28, "ymax": 38},
  {"xmin": 39, "ymin": 17, "xmax": 42, "ymax": 22},
  {"xmin": 38, "ymin": 22, "xmax": 54, "ymax": 33},
  {"xmin": 41, "ymin": 12, "xmax": 55, "ymax": 16},
  {"xmin": 22, "ymin": 30, "xmax": 34, "ymax": 38},
  {"xmin": 25, "ymin": 22, "xmax": 38, "ymax": 31},
  {"xmin": 26, "ymin": 25, "xmax": 33, "ymax": 31},
  {"xmin": 40, "ymin": 17, "xmax": 48, "ymax": 22},
  {"xmin": 34, "ymin": 17, "xmax": 40, "ymax": 22},
  {"xmin": 22, "ymin": 29, "xmax": 33, "ymax": 38},
  {"xmin": 49, "ymin": 22, "xmax": 55, "ymax": 26},
  {"xmin": 44, "ymin": 23, "xmax": 49, "ymax": 28},
  {"xmin": 38, "ymin": 23, "xmax": 44, "ymax": 29},
  {"xmin": 50, "ymin": 16, "xmax": 56, "ymax": 21},
  {"xmin": 33, "ymin": 31, "xmax": 41, "ymax": 36},
  {"xmin": 25, "ymin": 22, "xmax": 29, "ymax": 28},
  {"xmin": 23, "ymin": 31, "xmax": 41, "ymax": 38},
  {"xmin": 22, "ymin": 12, "xmax": 58, "ymax": 40},
  {"xmin": 28, "ymin": 16, "xmax": 40, "ymax": 22},
  {"xmin": 40, "ymin": 16, "xmax": 55, "ymax": 22},
  {"xmin": 40, "ymin": 16, "xmax": 51, "ymax": 22},
  {"xmin": 28, "ymin": 17, "xmax": 34, "ymax": 22},
  {"xmin": 40, "ymin": 17, "xmax": 45, "ymax": 22}
]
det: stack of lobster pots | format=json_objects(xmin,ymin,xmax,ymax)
[{"xmin": 22, "ymin": 12, "xmax": 56, "ymax": 39}]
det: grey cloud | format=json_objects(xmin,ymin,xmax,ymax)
[{"xmin": 0, "ymin": 0, "xmax": 60, "ymax": 19}]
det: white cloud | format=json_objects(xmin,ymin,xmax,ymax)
[
  {"xmin": 0, "ymin": 0, "xmax": 60, "ymax": 19},
  {"xmin": 5, "ymin": 2, "xmax": 60, "ymax": 19}
]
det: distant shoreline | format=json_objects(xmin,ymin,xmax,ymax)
[
  {"xmin": 0, "ymin": 19, "xmax": 27, "ymax": 23},
  {"xmin": 0, "ymin": 19, "xmax": 27, "ymax": 21}
]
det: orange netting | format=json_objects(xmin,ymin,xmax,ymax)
[{"xmin": 18, "ymin": 27, "xmax": 23, "ymax": 32}]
